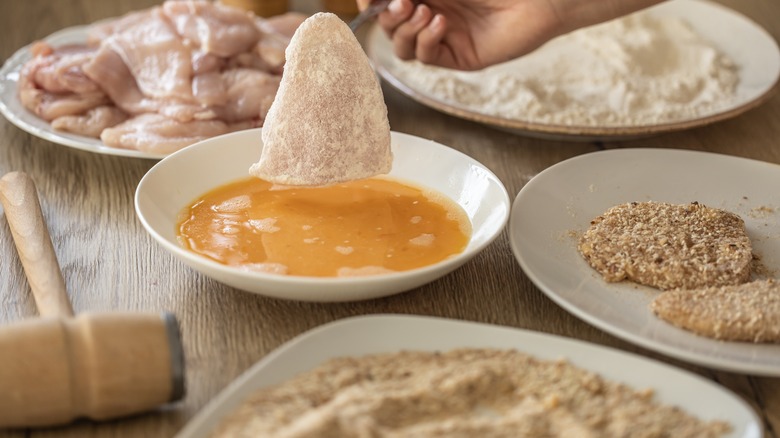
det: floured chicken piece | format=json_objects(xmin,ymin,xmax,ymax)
[
  {"xmin": 16, "ymin": 1, "xmax": 306, "ymax": 154},
  {"xmin": 249, "ymin": 13, "xmax": 392, "ymax": 186}
]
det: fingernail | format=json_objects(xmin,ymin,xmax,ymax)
[
  {"xmin": 388, "ymin": 0, "xmax": 403, "ymax": 14},
  {"xmin": 411, "ymin": 5, "xmax": 426, "ymax": 23},
  {"xmin": 431, "ymin": 14, "xmax": 444, "ymax": 30}
]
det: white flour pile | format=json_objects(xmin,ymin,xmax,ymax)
[{"xmin": 395, "ymin": 12, "xmax": 740, "ymax": 126}]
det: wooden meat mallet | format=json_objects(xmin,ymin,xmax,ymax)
[{"xmin": 0, "ymin": 172, "xmax": 185, "ymax": 428}]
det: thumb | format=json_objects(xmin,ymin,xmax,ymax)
[{"xmin": 356, "ymin": 0, "xmax": 371, "ymax": 10}]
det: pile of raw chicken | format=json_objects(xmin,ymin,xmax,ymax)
[{"xmin": 18, "ymin": 0, "xmax": 305, "ymax": 154}]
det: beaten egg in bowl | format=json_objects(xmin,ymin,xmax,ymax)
[
  {"xmin": 177, "ymin": 176, "xmax": 471, "ymax": 278},
  {"xmin": 135, "ymin": 129, "xmax": 509, "ymax": 302}
]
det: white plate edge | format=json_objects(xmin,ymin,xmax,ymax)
[
  {"xmin": 366, "ymin": 0, "xmax": 780, "ymax": 138},
  {"xmin": 175, "ymin": 313, "xmax": 762, "ymax": 438},
  {"xmin": 508, "ymin": 148, "xmax": 780, "ymax": 375}
]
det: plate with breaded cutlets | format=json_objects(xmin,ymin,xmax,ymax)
[{"xmin": 510, "ymin": 148, "xmax": 780, "ymax": 375}]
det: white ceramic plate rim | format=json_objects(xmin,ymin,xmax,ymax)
[
  {"xmin": 509, "ymin": 148, "xmax": 780, "ymax": 375},
  {"xmin": 135, "ymin": 129, "xmax": 510, "ymax": 301},
  {"xmin": 0, "ymin": 24, "xmax": 167, "ymax": 159},
  {"xmin": 366, "ymin": 0, "xmax": 780, "ymax": 140},
  {"xmin": 175, "ymin": 314, "xmax": 762, "ymax": 438}
]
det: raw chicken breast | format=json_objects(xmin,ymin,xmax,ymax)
[
  {"xmin": 192, "ymin": 72, "xmax": 227, "ymax": 106},
  {"xmin": 82, "ymin": 45, "xmax": 162, "ymax": 115},
  {"xmin": 51, "ymin": 106, "xmax": 129, "ymax": 138},
  {"xmin": 214, "ymin": 69, "xmax": 280, "ymax": 122},
  {"xmin": 107, "ymin": 8, "xmax": 193, "ymax": 100},
  {"xmin": 87, "ymin": 9, "xmax": 151, "ymax": 46},
  {"xmin": 30, "ymin": 44, "xmax": 100, "ymax": 94},
  {"xmin": 20, "ymin": 89, "xmax": 109, "ymax": 122},
  {"xmin": 100, "ymin": 113, "xmax": 253, "ymax": 154},
  {"xmin": 18, "ymin": 42, "xmax": 104, "ymax": 116},
  {"xmin": 18, "ymin": 0, "xmax": 306, "ymax": 152},
  {"xmin": 163, "ymin": 1, "xmax": 260, "ymax": 57}
]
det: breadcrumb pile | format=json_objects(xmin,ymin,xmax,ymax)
[{"xmin": 211, "ymin": 349, "xmax": 730, "ymax": 437}]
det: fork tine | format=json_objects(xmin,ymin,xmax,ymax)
[{"xmin": 348, "ymin": 0, "xmax": 392, "ymax": 32}]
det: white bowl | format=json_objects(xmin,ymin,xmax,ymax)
[{"xmin": 135, "ymin": 129, "xmax": 509, "ymax": 302}]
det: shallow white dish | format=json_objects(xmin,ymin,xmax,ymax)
[
  {"xmin": 135, "ymin": 129, "xmax": 509, "ymax": 301},
  {"xmin": 366, "ymin": 0, "xmax": 780, "ymax": 141},
  {"xmin": 176, "ymin": 314, "xmax": 761, "ymax": 438},
  {"xmin": 510, "ymin": 148, "xmax": 780, "ymax": 375},
  {"xmin": 0, "ymin": 25, "xmax": 166, "ymax": 159}
]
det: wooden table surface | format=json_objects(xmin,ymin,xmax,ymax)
[{"xmin": 1, "ymin": 0, "xmax": 779, "ymax": 436}]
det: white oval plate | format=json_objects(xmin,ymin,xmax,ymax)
[
  {"xmin": 366, "ymin": 0, "xmax": 780, "ymax": 141},
  {"xmin": 509, "ymin": 148, "xmax": 780, "ymax": 375},
  {"xmin": 0, "ymin": 25, "xmax": 167, "ymax": 159},
  {"xmin": 135, "ymin": 129, "xmax": 510, "ymax": 302},
  {"xmin": 175, "ymin": 314, "xmax": 761, "ymax": 438}
]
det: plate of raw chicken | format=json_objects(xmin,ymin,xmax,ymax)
[{"xmin": 0, "ymin": 1, "xmax": 303, "ymax": 159}]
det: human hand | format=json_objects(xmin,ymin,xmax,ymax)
[{"xmin": 357, "ymin": 0, "xmax": 663, "ymax": 71}]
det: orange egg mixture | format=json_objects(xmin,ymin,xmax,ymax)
[{"xmin": 177, "ymin": 177, "xmax": 471, "ymax": 277}]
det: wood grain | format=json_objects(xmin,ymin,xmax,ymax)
[
  {"xmin": 0, "ymin": 0, "xmax": 779, "ymax": 437},
  {"xmin": 0, "ymin": 172, "xmax": 74, "ymax": 318}
]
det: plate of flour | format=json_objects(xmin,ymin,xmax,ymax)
[
  {"xmin": 366, "ymin": 0, "xmax": 780, "ymax": 141},
  {"xmin": 509, "ymin": 148, "xmax": 780, "ymax": 375}
]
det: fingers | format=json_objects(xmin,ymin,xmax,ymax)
[
  {"xmin": 391, "ymin": 4, "xmax": 434, "ymax": 60},
  {"xmin": 415, "ymin": 14, "xmax": 447, "ymax": 64},
  {"xmin": 356, "ymin": 0, "xmax": 371, "ymax": 10},
  {"xmin": 378, "ymin": 0, "xmax": 415, "ymax": 38},
  {"xmin": 377, "ymin": 1, "xmax": 448, "ymax": 67}
]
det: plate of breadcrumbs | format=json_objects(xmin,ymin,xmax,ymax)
[
  {"xmin": 510, "ymin": 148, "xmax": 780, "ymax": 375},
  {"xmin": 177, "ymin": 315, "xmax": 760, "ymax": 438}
]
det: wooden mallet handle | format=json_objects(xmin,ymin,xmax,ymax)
[{"xmin": 0, "ymin": 172, "xmax": 74, "ymax": 318}]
